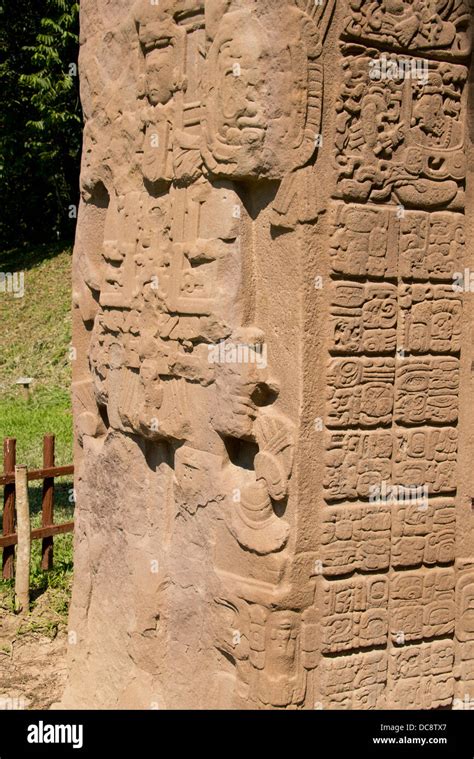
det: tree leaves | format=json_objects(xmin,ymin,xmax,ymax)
[{"xmin": 0, "ymin": 0, "xmax": 80, "ymax": 249}]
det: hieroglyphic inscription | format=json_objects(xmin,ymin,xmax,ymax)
[
  {"xmin": 320, "ymin": 0, "xmax": 469, "ymax": 709},
  {"xmin": 70, "ymin": 0, "xmax": 471, "ymax": 710}
]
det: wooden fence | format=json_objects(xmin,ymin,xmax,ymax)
[{"xmin": 0, "ymin": 435, "xmax": 74, "ymax": 580}]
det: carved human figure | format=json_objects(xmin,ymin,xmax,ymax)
[
  {"xmin": 138, "ymin": 17, "xmax": 186, "ymax": 184},
  {"xmin": 202, "ymin": 0, "xmax": 333, "ymax": 179},
  {"xmin": 255, "ymin": 611, "xmax": 303, "ymax": 708}
]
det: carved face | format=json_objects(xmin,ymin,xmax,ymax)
[
  {"xmin": 212, "ymin": 367, "xmax": 259, "ymax": 439},
  {"xmin": 145, "ymin": 45, "xmax": 176, "ymax": 106},
  {"xmin": 266, "ymin": 612, "xmax": 298, "ymax": 671},
  {"xmin": 203, "ymin": 6, "xmax": 322, "ymax": 179},
  {"xmin": 413, "ymin": 94, "xmax": 445, "ymax": 135},
  {"xmin": 214, "ymin": 35, "xmax": 266, "ymax": 148}
]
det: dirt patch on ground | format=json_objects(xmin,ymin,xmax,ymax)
[{"xmin": 0, "ymin": 591, "xmax": 68, "ymax": 710}]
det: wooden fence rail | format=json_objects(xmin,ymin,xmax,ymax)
[{"xmin": 1, "ymin": 435, "xmax": 74, "ymax": 580}]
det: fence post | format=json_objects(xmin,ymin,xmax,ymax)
[
  {"xmin": 41, "ymin": 434, "xmax": 55, "ymax": 570},
  {"xmin": 2, "ymin": 437, "xmax": 16, "ymax": 579},
  {"xmin": 14, "ymin": 466, "xmax": 30, "ymax": 614}
]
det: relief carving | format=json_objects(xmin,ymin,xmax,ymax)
[
  {"xmin": 66, "ymin": 0, "xmax": 473, "ymax": 711},
  {"xmin": 214, "ymin": 597, "xmax": 318, "ymax": 708},
  {"xmin": 330, "ymin": 202, "xmax": 465, "ymax": 280},
  {"xmin": 319, "ymin": 1, "xmax": 468, "ymax": 713},
  {"xmin": 335, "ymin": 52, "xmax": 467, "ymax": 209},
  {"xmin": 388, "ymin": 640, "xmax": 454, "ymax": 709},
  {"xmin": 201, "ymin": 0, "xmax": 334, "ymax": 180},
  {"xmin": 319, "ymin": 575, "xmax": 389, "ymax": 653},
  {"xmin": 343, "ymin": 0, "xmax": 471, "ymax": 59},
  {"xmin": 320, "ymin": 650, "xmax": 387, "ymax": 709}
]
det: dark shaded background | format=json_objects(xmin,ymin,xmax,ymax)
[{"xmin": 0, "ymin": 0, "xmax": 80, "ymax": 250}]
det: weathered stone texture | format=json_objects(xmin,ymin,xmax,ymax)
[{"xmin": 63, "ymin": 0, "xmax": 474, "ymax": 709}]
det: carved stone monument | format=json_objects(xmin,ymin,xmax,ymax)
[{"xmin": 63, "ymin": 0, "xmax": 474, "ymax": 709}]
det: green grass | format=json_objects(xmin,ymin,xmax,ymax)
[
  {"xmin": 0, "ymin": 496, "xmax": 74, "ymax": 626},
  {"xmin": 0, "ymin": 243, "xmax": 72, "ymax": 398},
  {"xmin": 0, "ymin": 243, "xmax": 74, "ymax": 621},
  {"xmin": 0, "ymin": 389, "xmax": 73, "ymax": 468}
]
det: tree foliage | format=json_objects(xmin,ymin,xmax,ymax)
[{"xmin": 0, "ymin": 0, "xmax": 80, "ymax": 249}]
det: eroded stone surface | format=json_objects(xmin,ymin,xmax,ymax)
[{"xmin": 63, "ymin": 0, "xmax": 474, "ymax": 709}]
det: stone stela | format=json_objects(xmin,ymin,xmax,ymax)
[{"xmin": 63, "ymin": 0, "xmax": 474, "ymax": 710}]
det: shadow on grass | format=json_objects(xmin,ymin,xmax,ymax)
[
  {"xmin": 0, "ymin": 241, "xmax": 71, "ymax": 272},
  {"xmin": 0, "ymin": 481, "xmax": 74, "ymax": 530}
]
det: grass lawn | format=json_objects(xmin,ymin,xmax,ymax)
[
  {"xmin": 0, "ymin": 243, "xmax": 72, "ymax": 398},
  {"xmin": 0, "ymin": 244, "xmax": 74, "ymax": 622}
]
